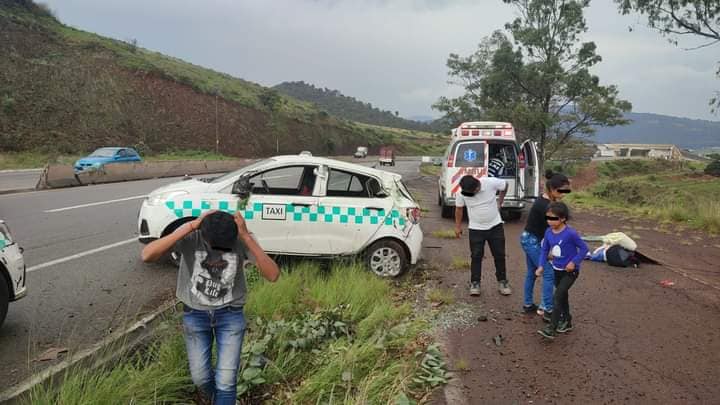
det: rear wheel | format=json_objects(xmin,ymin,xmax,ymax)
[
  {"xmin": 501, "ymin": 209, "xmax": 522, "ymax": 221},
  {"xmin": 365, "ymin": 240, "xmax": 408, "ymax": 277},
  {"xmin": 0, "ymin": 275, "xmax": 9, "ymax": 328},
  {"xmin": 441, "ymin": 202, "xmax": 455, "ymax": 219}
]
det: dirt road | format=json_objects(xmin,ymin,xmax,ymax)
[{"xmin": 407, "ymin": 175, "xmax": 720, "ymax": 404}]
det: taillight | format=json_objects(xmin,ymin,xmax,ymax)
[
  {"xmin": 447, "ymin": 154, "xmax": 454, "ymax": 167},
  {"xmin": 519, "ymin": 151, "xmax": 526, "ymax": 169},
  {"xmin": 493, "ymin": 130, "xmax": 502, "ymax": 136},
  {"xmin": 407, "ymin": 207, "xmax": 421, "ymax": 224},
  {"xmin": 461, "ymin": 129, "xmax": 470, "ymax": 136}
]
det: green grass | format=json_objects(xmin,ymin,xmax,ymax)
[
  {"xmin": 420, "ymin": 164, "xmax": 442, "ymax": 176},
  {"xmin": 427, "ymin": 288, "xmax": 455, "ymax": 305},
  {"xmin": 451, "ymin": 257, "xmax": 470, "ymax": 270},
  {"xmin": 432, "ymin": 229, "xmax": 457, "ymax": 239},
  {"xmin": 26, "ymin": 263, "xmax": 442, "ymax": 404},
  {"xmin": 566, "ymin": 160, "xmax": 720, "ymax": 233},
  {"xmin": 0, "ymin": 150, "xmax": 235, "ymax": 170},
  {"xmin": 0, "ymin": 152, "xmax": 81, "ymax": 170}
]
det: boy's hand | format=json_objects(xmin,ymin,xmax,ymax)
[
  {"xmin": 565, "ymin": 262, "xmax": 576, "ymax": 272},
  {"xmin": 454, "ymin": 226, "xmax": 463, "ymax": 238},
  {"xmin": 234, "ymin": 211, "xmax": 250, "ymax": 237},
  {"xmin": 187, "ymin": 209, "xmax": 217, "ymax": 232},
  {"xmin": 535, "ymin": 267, "xmax": 543, "ymax": 277}
]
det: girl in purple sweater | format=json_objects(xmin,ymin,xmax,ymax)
[{"xmin": 536, "ymin": 202, "xmax": 588, "ymax": 339}]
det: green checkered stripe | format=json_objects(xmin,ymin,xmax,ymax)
[
  {"xmin": 0, "ymin": 235, "xmax": 6, "ymax": 250},
  {"xmin": 165, "ymin": 200, "xmax": 406, "ymax": 226}
]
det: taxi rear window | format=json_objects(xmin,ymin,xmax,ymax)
[{"xmin": 453, "ymin": 142, "xmax": 485, "ymax": 168}]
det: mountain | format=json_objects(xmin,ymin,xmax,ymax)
[
  {"xmin": 0, "ymin": 1, "xmax": 443, "ymax": 156},
  {"xmin": 273, "ymin": 81, "xmax": 446, "ymax": 133},
  {"xmin": 592, "ymin": 112, "xmax": 720, "ymax": 149}
]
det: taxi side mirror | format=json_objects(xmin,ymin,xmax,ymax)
[{"xmin": 232, "ymin": 175, "xmax": 252, "ymax": 198}]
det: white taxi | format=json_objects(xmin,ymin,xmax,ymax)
[
  {"xmin": 0, "ymin": 220, "xmax": 26, "ymax": 328},
  {"xmin": 138, "ymin": 156, "xmax": 423, "ymax": 277}
]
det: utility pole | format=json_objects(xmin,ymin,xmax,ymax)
[{"xmin": 215, "ymin": 92, "xmax": 219, "ymax": 154}]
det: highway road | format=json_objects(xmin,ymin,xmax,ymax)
[{"xmin": 0, "ymin": 158, "xmax": 421, "ymax": 391}]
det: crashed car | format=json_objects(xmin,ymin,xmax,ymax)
[
  {"xmin": 138, "ymin": 155, "xmax": 423, "ymax": 277},
  {"xmin": 0, "ymin": 220, "xmax": 26, "ymax": 328}
]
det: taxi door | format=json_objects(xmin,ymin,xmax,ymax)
[
  {"xmin": 312, "ymin": 166, "xmax": 394, "ymax": 255},
  {"xmin": 242, "ymin": 165, "xmax": 319, "ymax": 254}
]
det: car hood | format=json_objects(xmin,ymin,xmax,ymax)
[{"xmin": 148, "ymin": 178, "xmax": 214, "ymax": 197}]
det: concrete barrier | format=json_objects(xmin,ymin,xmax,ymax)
[
  {"xmin": 37, "ymin": 160, "xmax": 254, "ymax": 189},
  {"xmin": 38, "ymin": 165, "xmax": 81, "ymax": 189}
]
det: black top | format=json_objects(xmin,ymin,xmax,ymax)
[{"xmin": 524, "ymin": 196, "xmax": 551, "ymax": 240}]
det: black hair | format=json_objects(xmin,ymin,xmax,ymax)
[
  {"xmin": 544, "ymin": 170, "xmax": 570, "ymax": 191},
  {"xmin": 547, "ymin": 201, "xmax": 570, "ymax": 221},
  {"xmin": 459, "ymin": 175, "xmax": 480, "ymax": 197},
  {"xmin": 199, "ymin": 211, "xmax": 238, "ymax": 251}
]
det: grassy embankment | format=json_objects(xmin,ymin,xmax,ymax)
[
  {"xmin": 567, "ymin": 160, "xmax": 720, "ymax": 233},
  {"xmin": 26, "ymin": 264, "xmax": 447, "ymax": 404},
  {"xmin": 1, "ymin": 3, "xmax": 445, "ymax": 160}
]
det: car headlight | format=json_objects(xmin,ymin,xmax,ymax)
[
  {"xmin": 0, "ymin": 222, "xmax": 14, "ymax": 246},
  {"xmin": 147, "ymin": 190, "xmax": 189, "ymax": 206}
]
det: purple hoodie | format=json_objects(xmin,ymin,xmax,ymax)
[{"xmin": 539, "ymin": 225, "xmax": 589, "ymax": 272}]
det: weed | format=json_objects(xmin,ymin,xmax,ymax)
[
  {"xmin": 432, "ymin": 229, "xmax": 457, "ymax": 239},
  {"xmin": 455, "ymin": 358, "xmax": 470, "ymax": 371},
  {"xmin": 451, "ymin": 256, "xmax": 470, "ymax": 270},
  {"xmin": 428, "ymin": 288, "xmax": 455, "ymax": 305}
]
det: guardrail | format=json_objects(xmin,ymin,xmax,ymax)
[{"xmin": 36, "ymin": 160, "xmax": 254, "ymax": 189}]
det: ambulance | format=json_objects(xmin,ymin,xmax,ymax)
[
  {"xmin": 437, "ymin": 122, "xmax": 540, "ymax": 220},
  {"xmin": 138, "ymin": 155, "xmax": 423, "ymax": 277}
]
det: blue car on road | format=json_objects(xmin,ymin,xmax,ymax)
[{"xmin": 74, "ymin": 147, "xmax": 142, "ymax": 172}]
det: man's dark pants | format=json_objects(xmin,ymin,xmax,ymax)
[{"xmin": 469, "ymin": 224, "xmax": 507, "ymax": 284}]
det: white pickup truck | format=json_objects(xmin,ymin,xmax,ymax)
[{"xmin": 354, "ymin": 146, "xmax": 368, "ymax": 158}]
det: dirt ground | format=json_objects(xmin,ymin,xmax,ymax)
[{"xmin": 406, "ymin": 175, "xmax": 720, "ymax": 405}]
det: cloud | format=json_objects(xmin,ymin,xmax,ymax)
[{"xmin": 44, "ymin": 0, "xmax": 718, "ymax": 121}]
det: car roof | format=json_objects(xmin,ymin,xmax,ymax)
[{"xmin": 269, "ymin": 155, "xmax": 401, "ymax": 180}]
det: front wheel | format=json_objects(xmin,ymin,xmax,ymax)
[
  {"xmin": 365, "ymin": 240, "xmax": 408, "ymax": 277},
  {"xmin": 0, "ymin": 276, "xmax": 9, "ymax": 328},
  {"xmin": 441, "ymin": 202, "xmax": 454, "ymax": 219}
]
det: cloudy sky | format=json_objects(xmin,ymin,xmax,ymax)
[{"xmin": 43, "ymin": 0, "xmax": 719, "ymax": 121}]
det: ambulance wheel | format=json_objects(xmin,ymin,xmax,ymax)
[
  {"xmin": 365, "ymin": 240, "xmax": 407, "ymax": 278},
  {"xmin": 441, "ymin": 203, "xmax": 454, "ymax": 219},
  {"xmin": 501, "ymin": 210, "xmax": 522, "ymax": 221},
  {"xmin": 0, "ymin": 275, "xmax": 9, "ymax": 328}
]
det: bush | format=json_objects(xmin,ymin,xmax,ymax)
[{"xmin": 705, "ymin": 159, "xmax": 720, "ymax": 177}]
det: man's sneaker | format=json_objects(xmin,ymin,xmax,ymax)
[
  {"xmin": 522, "ymin": 304, "xmax": 538, "ymax": 314},
  {"xmin": 538, "ymin": 325, "xmax": 557, "ymax": 340},
  {"xmin": 542, "ymin": 311, "xmax": 553, "ymax": 323},
  {"xmin": 557, "ymin": 320, "xmax": 574, "ymax": 333},
  {"xmin": 469, "ymin": 282, "xmax": 481, "ymax": 296},
  {"xmin": 498, "ymin": 280, "xmax": 512, "ymax": 296}
]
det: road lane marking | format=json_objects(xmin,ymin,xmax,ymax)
[
  {"xmin": 27, "ymin": 238, "xmax": 138, "ymax": 273},
  {"xmin": 44, "ymin": 195, "xmax": 146, "ymax": 213}
]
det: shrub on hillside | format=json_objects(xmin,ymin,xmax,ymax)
[{"xmin": 705, "ymin": 159, "xmax": 720, "ymax": 177}]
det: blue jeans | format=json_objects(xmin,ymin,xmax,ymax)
[
  {"xmin": 183, "ymin": 305, "xmax": 246, "ymax": 405},
  {"xmin": 520, "ymin": 231, "xmax": 554, "ymax": 311}
]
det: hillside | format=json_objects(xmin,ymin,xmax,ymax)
[
  {"xmin": 273, "ymin": 81, "xmax": 446, "ymax": 133},
  {"xmin": 0, "ymin": 1, "xmax": 444, "ymax": 157},
  {"xmin": 592, "ymin": 112, "xmax": 720, "ymax": 149}
]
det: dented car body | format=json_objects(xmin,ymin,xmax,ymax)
[{"xmin": 138, "ymin": 156, "xmax": 423, "ymax": 277}]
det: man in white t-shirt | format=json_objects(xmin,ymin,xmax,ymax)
[{"xmin": 454, "ymin": 175, "xmax": 512, "ymax": 296}]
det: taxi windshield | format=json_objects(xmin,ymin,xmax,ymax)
[{"xmin": 210, "ymin": 159, "xmax": 274, "ymax": 184}]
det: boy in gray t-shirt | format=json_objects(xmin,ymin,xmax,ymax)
[{"xmin": 142, "ymin": 210, "xmax": 279, "ymax": 404}]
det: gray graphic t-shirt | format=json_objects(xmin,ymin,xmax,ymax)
[{"xmin": 175, "ymin": 232, "xmax": 254, "ymax": 311}]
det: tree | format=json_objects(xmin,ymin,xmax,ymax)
[
  {"xmin": 616, "ymin": 1, "xmax": 720, "ymax": 111},
  {"xmin": 434, "ymin": 0, "xmax": 631, "ymax": 161}
]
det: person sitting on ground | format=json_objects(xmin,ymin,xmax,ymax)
[
  {"xmin": 454, "ymin": 175, "xmax": 512, "ymax": 297},
  {"xmin": 536, "ymin": 202, "xmax": 588, "ymax": 340},
  {"xmin": 141, "ymin": 210, "xmax": 280, "ymax": 404}
]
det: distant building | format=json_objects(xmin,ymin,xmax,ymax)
[{"xmin": 593, "ymin": 144, "xmax": 683, "ymax": 161}]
